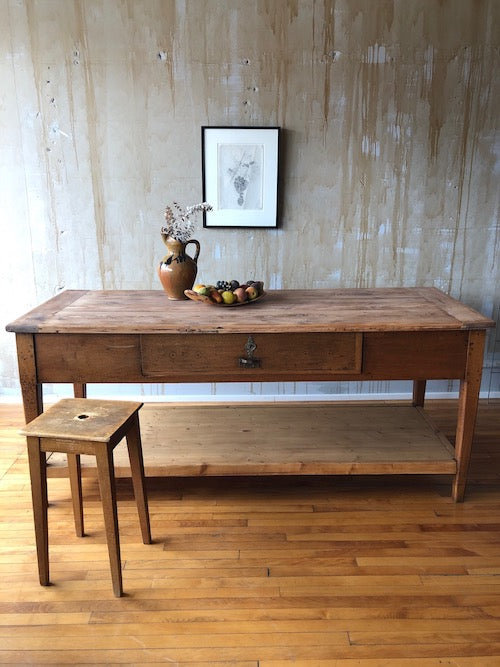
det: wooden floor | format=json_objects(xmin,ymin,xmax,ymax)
[{"xmin": 1, "ymin": 399, "xmax": 500, "ymax": 665}]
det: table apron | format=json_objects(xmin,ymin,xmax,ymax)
[{"xmin": 33, "ymin": 330, "xmax": 469, "ymax": 383}]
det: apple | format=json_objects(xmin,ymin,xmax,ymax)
[
  {"xmin": 233, "ymin": 287, "xmax": 247, "ymax": 303},
  {"xmin": 245, "ymin": 285, "xmax": 259, "ymax": 300}
]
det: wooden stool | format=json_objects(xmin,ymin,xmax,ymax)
[{"xmin": 20, "ymin": 398, "xmax": 152, "ymax": 597}]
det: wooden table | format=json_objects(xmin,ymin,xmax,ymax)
[{"xmin": 6, "ymin": 287, "xmax": 495, "ymax": 502}]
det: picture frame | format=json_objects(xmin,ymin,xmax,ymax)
[{"xmin": 202, "ymin": 126, "xmax": 280, "ymax": 228}]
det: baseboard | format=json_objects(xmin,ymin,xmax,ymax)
[{"xmin": 1, "ymin": 391, "xmax": 498, "ymax": 404}]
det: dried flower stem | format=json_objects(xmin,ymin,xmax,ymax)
[{"xmin": 162, "ymin": 201, "xmax": 212, "ymax": 243}]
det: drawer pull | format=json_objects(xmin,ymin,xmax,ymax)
[{"xmin": 239, "ymin": 335, "xmax": 261, "ymax": 369}]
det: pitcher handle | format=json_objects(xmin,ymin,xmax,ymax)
[{"xmin": 185, "ymin": 239, "xmax": 201, "ymax": 263}]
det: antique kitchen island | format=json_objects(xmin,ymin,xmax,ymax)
[{"xmin": 6, "ymin": 287, "xmax": 495, "ymax": 502}]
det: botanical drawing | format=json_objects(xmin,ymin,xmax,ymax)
[{"xmin": 217, "ymin": 143, "xmax": 263, "ymax": 210}]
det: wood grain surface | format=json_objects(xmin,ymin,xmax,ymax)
[
  {"xmin": 1, "ymin": 400, "xmax": 500, "ymax": 663},
  {"xmin": 45, "ymin": 403, "xmax": 457, "ymax": 478},
  {"xmin": 6, "ymin": 288, "xmax": 495, "ymax": 334},
  {"xmin": 7, "ymin": 289, "xmax": 493, "ymax": 504}
]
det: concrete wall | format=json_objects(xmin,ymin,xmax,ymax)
[{"xmin": 1, "ymin": 0, "xmax": 499, "ymax": 401}]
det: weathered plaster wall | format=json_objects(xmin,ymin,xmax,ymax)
[{"xmin": 1, "ymin": 0, "xmax": 499, "ymax": 399}]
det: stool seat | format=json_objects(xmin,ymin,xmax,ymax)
[
  {"xmin": 21, "ymin": 398, "xmax": 144, "ymax": 443},
  {"xmin": 20, "ymin": 398, "xmax": 152, "ymax": 597}
]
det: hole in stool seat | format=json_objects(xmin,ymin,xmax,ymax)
[{"xmin": 77, "ymin": 414, "xmax": 89, "ymax": 420}]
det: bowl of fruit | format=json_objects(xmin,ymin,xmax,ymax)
[{"xmin": 184, "ymin": 280, "xmax": 265, "ymax": 306}]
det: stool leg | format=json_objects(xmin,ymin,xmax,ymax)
[
  {"xmin": 27, "ymin": 437, "xmax": 49, "ymax": 586},
  {"xmin": 95, "ymin": 445, "xmax": 123, "ymax": 598},
  {"xmin": 67, "ymin": 453, "xmax": 84, "ymax": 537},
  {"xmin": 126, "ymin": 414, "xmax": 152, "ymax": 545}
]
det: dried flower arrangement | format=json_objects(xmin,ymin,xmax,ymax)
[{"xmin": 161, "ymin": 202, "xmax": 213, "ymax": 243}]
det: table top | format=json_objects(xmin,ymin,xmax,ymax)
[{"xmin": 6, "ymin": 288, "xmax": 495, "ymax": 335}]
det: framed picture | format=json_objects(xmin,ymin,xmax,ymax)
[{"xmin": 202, "ymin": 126, "xmax": 280, "ymax": 228}]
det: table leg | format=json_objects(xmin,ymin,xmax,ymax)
[
  {"xmin": 412, "ymin": 380, "xmax": 427, "ymax": 407},
  {"xmin": 27, "ymin": 437, "xmax": 49, "ymax": 586},
  {"xmin": 16, "ymin": 333, "xmax": 43, "ymax": 422},
  {"xmin": 452, "ymin": 330, "xmax": 486, "ymax": 502},
  {"xmin": 17, "ymin": 333, "xmax": 51, "ymax": 577},
  {"xmin": 73, "ymin": 384, "xmax": 87, "ymax": 398}
]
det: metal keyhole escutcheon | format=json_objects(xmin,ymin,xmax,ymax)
[{"xmin": 238, "ymin": 335, "xmax": 261, "ymax": 368}]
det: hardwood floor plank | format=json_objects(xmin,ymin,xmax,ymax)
[
  {"xmin": 0, "ymin": 612, "xmax": 91, "ymax": 626},
  {"xmin": 0, "ymin": 630, "xmax": 351, "ymax": 650},
  {"xmin": 349, "ymin": 630, "xmax": 500, "ymax": 645},
  {"xmin": 2, "ymin": 643, "xmax": 500, "ymax": 662},
  {"xmin": 261, "ymin": 659, "xmax": 500, "ymax": 666}
]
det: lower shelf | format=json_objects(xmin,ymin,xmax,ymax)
[{"xmin": 46, "ymin": 402, "xmax": 457, "ymax": 478}]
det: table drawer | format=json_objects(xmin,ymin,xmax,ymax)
[
  {"xmin": 140, "ymin": 332, "xmax": 362, "ymax": 379},
  {"xmin": 35, "ymin": 334, "xmax": 141, "ymax": 382}
]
